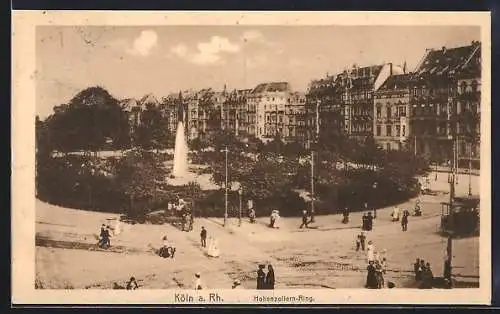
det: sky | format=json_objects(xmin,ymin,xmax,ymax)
[{"xmin": 36, "ymin": 25, "xmax": 480, "ymax": 118}]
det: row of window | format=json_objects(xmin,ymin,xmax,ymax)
[
  {"xmin": 376, "ymin": 105, "xmax": 407, "ymax": 118},
  {"xmin": 375, "ymin": 124, "xmax": 407, "ymax": 137}
]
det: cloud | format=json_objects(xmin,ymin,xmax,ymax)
[
  {"xmin": 127, "ymin": 30, "xmax": 158, "ymax": 56},
  {"xmin": 169, "ymin": 36, "xmax": 240, "ymax": 66}
]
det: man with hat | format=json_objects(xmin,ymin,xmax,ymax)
[{"xmin": 256, "ymin": 264, "xmax": 266, "ymax": 289}]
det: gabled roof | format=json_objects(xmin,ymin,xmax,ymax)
[
  {"xmin": 377, "ymin": 74, "xmax": 411, "ymax": 91},
  {"xmin": 139, "ymin": 93, "xmax": 159, "ymax": 106},
  {"xmin": 251, "ymin": 82, "xmax": 290, "ymax": 94},
  {"xmin": 414, "ymin": 42, "xmax": 480, "ymax": 78},
  {"xmin": 120, "ymin": 98, "xmax": 139, "ymax": 111}
]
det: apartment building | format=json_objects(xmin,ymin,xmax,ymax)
[
  {"xmin": 409, "ymin": 41, "xmax": 481, "ymax": 165},
  {"xmin": 373, "ymin": 73, "xmax": 411, "ymax": 151}
]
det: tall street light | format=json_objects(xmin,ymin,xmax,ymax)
[
  {"xmin": 238, "ymin": 186, "xmax": 243, "ymax": 227},
  {"xmin": 222, "ymin": 146, "xmax": 229, "ymax": 227},
  {"xmin": 468, "ymin": 142, "xmax": 473, "ymax": 196}
]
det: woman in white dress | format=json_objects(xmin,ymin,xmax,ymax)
[
  {"xmin": 207, "ymin": 237, "xmax": 220, "ymax": 257},
  {"xmin": 273, "ymin": 211, "xmax": 280, "ymax": 229}
]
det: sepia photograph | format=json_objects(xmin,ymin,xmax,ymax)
[{"xmin": 12, "ymin": 11, "xmax": 491, "ymax": 304}]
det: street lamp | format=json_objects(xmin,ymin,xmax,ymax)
[
  {"xmin": 222, "ymin": 146, "xmax": 229, "ymax": 227},
  {"xmin": 238, "ymin": 186, "xmax": 243, "ymax": 227},
  {"xmin": 468, "ymin": 142, "xmax": 473, "ymax": 196},
  {"xmin": 372, "ymin": 182, "xmax": 378, "ymax": 219}
]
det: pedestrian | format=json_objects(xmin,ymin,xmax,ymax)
[
  {"xmin": 232, "ymin": 279, "xmax": 242, "ymax": 289},
  {"xmin": 401, "ymin": 212, "xmax": 409, "ymax": 232},
  {"xmin": 365, "ymin": 261, "xmax": 378, "ymax": 289},
  {"xmin": 419, "ymin": 263, "xmax": 434, "ymax": 289},
  {"xmin": 265, "ymin": 264, "xmax": 275, "ymax": 289},
  {"xmin": 360, "ymin": 232, "xmax": 366, "ymax": 251},
  {"xmin": 342, "ymin": 207, "xmax": 349, "ymax": 224},
  {"xmin": 200, "ymin": 226, "xmax": 207, "ymax": 248},
  {"xmin": 375, "ymin": 260, "xmax": 384, "ymax": 288},
  {"xmin": 194, "ymin": 272, "xmax": 202, "ymax": 290},
  {"xmin": 126, "ymin": 276, "xmax": 138, "ymax": 290},
  {"xmin": 102, "ymin": 226, "xmax": 111, "ymax": 248},
  {"xmin": 392, "ymin": 206, "xmax": 400, "ymax": 222},
  {"xmin": 381, "ymin": 257, "xmax": 388, "ymax": 275},
  {"xmin": 362, "ymin": 213, "xmax": 368, "ymax": 231},
  {"xmin": 367, "ymin": 212, "xmax": 374, "ymax": 231},
  {"xmin": 249, "ymin": 208, "xmax": 256, "ymax": 223},
  {"xmin": 414, "ymin": 199, "xmax": 422, "ymax": 216},
  {"xmin": 98, "ymin": 224, "xmax": 106, "ymax": 248},
  {"xmin": 367, "ymin": 241, "xmax": 375, "ymax": 263},
  {"xmin": 356, "ymin": 232, "xmax": 366, "ymax": 251},
  {"xmin": 269, "ymin": 211, "xmax": 276, "ymax": 228},
  {"xmin": 414, "ymin": 258, "xmax": 422, "ymax": 280},
  {"xmin": 257, "ymin": 264, "xmax": 266, "ymax": 290},
  {"xmin": 299, "ymin": 210, "xmax": 309, "ymax": 229}
]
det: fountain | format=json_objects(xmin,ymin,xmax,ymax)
[
  {"xmin": 166, "ymin": 97, "xmax": 217, "ymax": 190},
  {"xmin": 172, "ymin": 119, "xmax": 189, "ymax": 178}
]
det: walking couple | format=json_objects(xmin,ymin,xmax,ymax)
[{"xmin": 257, "ymin": 264, "xmax": 275, "ymax": 289}]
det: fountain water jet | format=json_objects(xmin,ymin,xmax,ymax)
[{"xmin": 172, "ymin": 120, "xmax": 189, "ymax": 177}]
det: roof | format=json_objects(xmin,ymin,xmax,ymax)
[
  {"xmin": 377, "ymin": 74, "xmax": 411, "ymax": 91},
  {"xmin": 120, "ymin": 98, "xmax": 139, "ymax": 111},
  {"xmin": 139, "ymin": 94, "xmax": 159, "ymax": 106},
  {"xmin": 251, "ymin": 82, "xmax": 290, "ymax": 94},
  {"xmin": 414, "ymin": 42, "xmax": 480, "ymax": 78}
]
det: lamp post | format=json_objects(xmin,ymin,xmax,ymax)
[
  {"xmin": 468, "ymin": 142, "xmax": 473, "ymax": 196},
  {"xmin": 310, "ymin": 145, "xmax": 315, "ymax": 223},
  {"xmin": 222, "ymin": 146, "xmax": 229, "ymax": 227},
  {"xmin": 238, "ymin": 186, "xmax": 243, "ymax": 227},
  {"xmin": 372, "ymin": 182, "xmax": 378, "ymax": 219}
]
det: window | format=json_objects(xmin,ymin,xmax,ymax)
[
  {"xmin": 376, "ymin": 106, "xmax": 382, "ymax": 118},
  {"xmin": 472, "ymin": 80, "xmax": 478, "ymax": 92},
  {"xmin": 400, "ymin": 106, "xmax": 407, "ymax": 117},
  {"xmin": 386, "ymin": 143, "xmax": 391, "ymax": 151},
  {"xmin": 386, "ymin": 125, "xmax": 392, "ymax": 136},
  {"xmin": 376, "ymin": 125, "xmax": 381, "ymax": 136},
  {"xmin": 396, "ymin": 125, "xmax": 401, "ymax": 137},
  {"xmin": 402, "ymin": 125, "xmax": 406, "ymax": 137},
  {"xmin": 386, "ymin": 107, "xmax": 391, "ymax": 118},
  {"xmin": 460, "ymin": 81, "xmax": 467, "ymax": 94}
]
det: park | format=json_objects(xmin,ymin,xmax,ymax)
[{"xmin": 34, "ymin": 86, "xmax": 480, "ymax": 290}]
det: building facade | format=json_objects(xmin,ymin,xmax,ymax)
[
  {"xmin": 250, "ymin": 82, "xmax": 291, "ymax": 142},
  {"xmin": 408, "ymin": 41, "xmax": 481, "ymax": 165},
  {"xmin": 373, "ymin": 74, "xmax": 411, "ymax": 151},
  {"xmin": 306, "ymin": 63, "xmax": 401, "ymax": 143}
]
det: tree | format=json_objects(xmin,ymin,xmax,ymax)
[
  {"xmin": 133, "ymin": 104, "xmax": 173, "ymax": 149},
  {"xmin": 45, "ymin": 86, "xmax": 129, "ymax": 152},
  {"xmin": 114, "ymin": 148, "xmax": 167, "ymax": 220}
]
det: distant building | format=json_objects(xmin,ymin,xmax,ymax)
[
  {"xmin": 409, "ymin": 41, "xmax": 481, "ymax": 165},
  {"xmin": 306, "ymin": 63, "xmax": 401, "ymax": 143},
  {"xmin": 250, "ymin": 82, "xmax": 293, "ymax": 142},
  {"xmin": 285, "ymin": 91, "xmax": 307, "ymax": 142},
  {"xmin": 120, "ymin": 98, "xmax": 141, "ymax": 133},
  {"xmin": 373, "ymin": 73, "xmax": 411, "ymax": 151}
]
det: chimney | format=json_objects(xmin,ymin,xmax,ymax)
[{"xmin": 390, "ymin": 62, "xmax": 393, "ymax": 76}]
